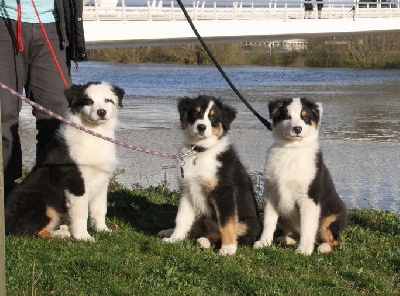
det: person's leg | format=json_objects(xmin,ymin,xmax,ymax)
[
  {"xmin": 27, "ymin": 22, "xmax": 70, "ymax": 165},
  {"xmin": 0, "ymin": 18, "xmax": 28, "ymax": 200},
  {"xmin": 317, "ymin": 4, "xmax": 323, "ymax": 19}
]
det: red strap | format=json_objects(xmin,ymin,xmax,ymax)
[
  {"xmin": 16, "ymin": 3, "xmax": 24, "ymax": 52},
  {"xmin": 30, "ymin": 0, "xmax": 69, "ymax": 88}
]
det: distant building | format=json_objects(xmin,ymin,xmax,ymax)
[{"xmin": 244, "ymin": 39, "xmax": 308, "ymax": 52}]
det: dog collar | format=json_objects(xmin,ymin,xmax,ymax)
[{"xmin": 177, "ymin": 145, "xmax": 207, "ymax": 161}]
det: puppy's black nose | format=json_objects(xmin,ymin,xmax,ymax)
[
  {"xmin": 97, "ymin": 109, "xmax": 107, "ymax": 118},
  {"xmin": 197, "ymin": 124, "xmax": 206, "ymax": 133},
  {"xmin": 293, "ymin": 126, "xmax": 302, "ymax": 134}
]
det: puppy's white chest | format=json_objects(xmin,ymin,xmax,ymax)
[
  {"xmin": 266, "ymin": 146, "xmax": 317, "ymax": 197},
  {"xmin": 178, "ymin": 151, "xmax": 221, "ymax": 216},
  {"xmin": 180, "ymin": 152, "xmax": 219, "ymax": 181}
]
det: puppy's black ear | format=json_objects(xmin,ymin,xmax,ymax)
[
  {"xmin": 64, "ymin": 84, "xmax": 85, "ymax": 107},
  {"xmin": 221, "ymin": 103, "xmax": 237, "ymax": 131},
  {"xmin": 268, "ymin": 99, "xmax": 284, "ymax": 119},
  {"xmin": 112, "ymin": 85, "xmax": 125, "ymax": 108},
  {"xmin": 301, "ymin": 98, "xmax": 321, "ymax": 125},
  {"xmin": 177, "ymin": 97, "xmax": 192, "ymax": 123}
]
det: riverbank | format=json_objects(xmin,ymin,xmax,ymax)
[{"xmin": 87, "ymin": 33, "xmax": 400, "ymax": 68}]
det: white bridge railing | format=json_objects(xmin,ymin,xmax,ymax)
[{"xmin": 83, "ymin": 0, "xmax": 400, "ymax": 21}]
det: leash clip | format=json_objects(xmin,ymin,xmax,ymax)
[
  {"xmin": 176, "ymin": 145, "xmax": 198, "ymax": 178},
  {"xmin": 176, "ymin": 145, "xmax": 198, "ymax": 162}
]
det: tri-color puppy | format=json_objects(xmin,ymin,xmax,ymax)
[
  {"xmin": 253, "ymin": 98, "xmax": 347, "ymax": 255},
  {"xmin": 158, "ymin": 95, "xmax": 261, "ymax": 255},
  {"xmin": 5, "ymin": 81, "xmax": 124, "ymax": 241}
]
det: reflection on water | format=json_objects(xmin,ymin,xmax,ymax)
[{"xmin": 22, "ymin": 62, "xmax": 399, "ymax": 212}]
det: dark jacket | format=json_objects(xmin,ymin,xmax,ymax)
[{"xmin": 55, "ymin": 0, "xmax": 88, "ymax": 65}]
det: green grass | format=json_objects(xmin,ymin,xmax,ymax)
[{"xmin": 5, "ymin": 184, "xmax": 400, "ymax": 295}]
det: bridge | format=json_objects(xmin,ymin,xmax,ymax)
[{"xmin": 82, "ymin": 0, "xmax": 400, "ymax": 47}]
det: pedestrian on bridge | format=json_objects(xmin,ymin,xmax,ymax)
[
  {"xmin": 317, "ymin": 0, "xmax": 323, "ymax": 19},
  {"xmin": 304, "ymin": 0, "xmax": 323, "ymax": 19},
  {"xmin": 0, "ymin": 0, "xmax": 87, "ymax": 202},
  {"xmin": 304, "ymin": 0, "xmax": 314, "ymax": 19}
]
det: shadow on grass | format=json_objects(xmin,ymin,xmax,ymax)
[{"xmin": 107, "ymin": 185, "xmax": 179, "ymax": 236}]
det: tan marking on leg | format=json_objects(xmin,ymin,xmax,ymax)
[
  {"xmin": 219, "ymin": 217, "xmax": 237, "ymax": 246},
  {"xmin": 37, "ymin": 207, "xmax": 61, "ymax": 238},
  {"xmin": 236, "ymin": 222, "xmax": 248, "ymax": 237},
  {"xmin": 38, "ymin": 229, "xmax": 52, "ymax": 238},
  {"xmin": 319, "ymin": 215, "xmax": 340, "ymax": 248},
  {"xmin": 211, "ymin": 200, "xmax": 241, "ymax": 245}
]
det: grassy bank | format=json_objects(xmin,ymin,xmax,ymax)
[
  {"xmin": 87, "ymin": 34, "xmax": 400, "ymax": 69},
  {"xmin": 5, "ymin": 184, "xmax": 400, "ymax": 295}
]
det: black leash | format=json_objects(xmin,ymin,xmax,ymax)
[{"xmin": 175, "ymin": 0, "xmax": 273, "ymax": 131}]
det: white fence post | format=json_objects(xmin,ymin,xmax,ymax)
[
  {"xmin": 95, "ymin": 0, "xmax": 100, "ymax": 21},
  {"xmin": 122, "ymin": 0, "xmax": 126, "ymax": 21},
  {"xmin": 147, "ymin": 0, "xmax": 152, "ymax": 21}
]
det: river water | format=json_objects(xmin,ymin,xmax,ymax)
[{"xmin": 20, "ymin": 62, "xmax": 400, "ymax": 212}]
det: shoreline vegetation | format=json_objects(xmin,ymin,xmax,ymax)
[
  {"xmin": 87, "ymin": 34, "xmax": 400, "ymax": 68},
  {"xmin": 6, "ymin": 184, "xmax": 400, "ymax": 295}
]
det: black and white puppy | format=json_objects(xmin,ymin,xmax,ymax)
[
  {"xmin": 158, "ymin": 95, "xmax": 261, "ymax": 255},
  {"xmin": 253, "ymin": 98, "xmax": 347, "ymax": 255},
  {"xmin": 5, "ymin": 81, "xmax": 124, "ymax": 241}
]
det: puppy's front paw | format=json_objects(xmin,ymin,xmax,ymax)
[
  {"xmin": 157, "ymin": 229, "xmax": 174, "ymax": 238},
  {"xmin": 50, "ymin": 228, "xmax": 71, "ymax": 238},
  {"xmin": 295, "ymin": 245, "xmax": 314, "ymax": 256},
  {"xmin": 73, "ymin": 233, "xmax": 95, "ymax": 242},
  {"xmin": 162, "ymin": 236, "xmax": 183, "ymax": 243},
  {"xmin": 253, "ymin": 240, "xmax": 272, "ymax": 249},
  {"xmin": 94, "ymin": 226, "xmax": 111, "ymax": 233},
  {"xmin": 317, "ymin": 242, "xmax": 333, "ymax": 254},
  {"xmin": 276, "ymin": 236, "xmax": 297, "ymax": 246},
  {"xmin": 197, "ymin": 237, "xmax": 211, "ymax": 249},
  {"xmin": 219, "ymin": 244, "xmax": 237, "ymax": 256},
  {"xmin": 59, "ymin": 224, "xmax": 69, "ymax": 231}
]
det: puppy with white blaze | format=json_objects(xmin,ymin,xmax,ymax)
[
  {"xmin": 158, "ymin": 95, "xmax": 261, "ymax": 256},
  {"xmin": 253, "ymin": 98, "xmax": 347, "ymax": 255},
  {"xmin": 5, "ymin": 81, "xmax": 124, "ymax": 241}
]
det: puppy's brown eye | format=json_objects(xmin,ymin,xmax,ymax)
[
  {"xmin": 86, "ymin": 99, "xmax": 94, "ymax": 105},
  {"xmin": 105, "ymin": 98, "xmax": 114, "ymax": 104},
  {"xmin": 284, "ymin": 115, "xmax": 291, "ymax": 120}
]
